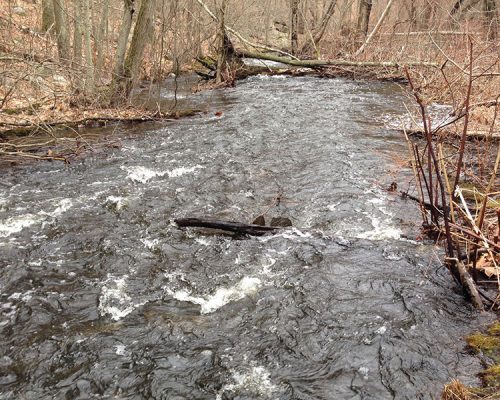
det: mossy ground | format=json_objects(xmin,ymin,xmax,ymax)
[
  {"xmin": 468, "ymin": 322, "xmax": 500, "ymax": 397},
  {"xmin": 442, "ymin": 322, "xmax": 500, "ymax": 399}
]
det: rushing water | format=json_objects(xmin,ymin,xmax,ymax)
[{"xmin": 0, "ymin": 76, "xmax": 491, "ymax": 399}]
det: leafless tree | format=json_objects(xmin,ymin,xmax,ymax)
[
  {"xmin": 52, "ymin": 0, "xmax": 70, "ymax": 63},
  {"xmin": 357, "ymin": 0, "xmax": 372, "ymax": 37}
]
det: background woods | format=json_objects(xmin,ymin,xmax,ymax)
[{"xmin": 0, "ymin": 0, "xmax": 498, "ymax": 115}]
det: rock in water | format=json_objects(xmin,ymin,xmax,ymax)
[
  {"xmin": 252, "ymin": 215, "xmax": 266, "ymax": 226},
  {"xmin": 270, "ymin": 217, "xmax": 292, "ymax": 227}
]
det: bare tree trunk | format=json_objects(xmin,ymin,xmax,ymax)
[
  {"xmin": 112, "ymin": 0, "xmax": 134, "ymax": 99},
  {"xmin": 41, "ymin": 0, "xmax": 54, "ymax": 33},
  {"xmin": 357, "ymin": 0, "xmax": 372, "ymax": 37},
  {"xmin": 290, "ymin": 0, "xmax": 300, "ymax": 55},
  {"xmin": 484, "ymin": 0, "xmax": 498, "ymax": 40},
  {"xmin": 407, "ymin": 0, "xmax": 417, "ymax": 28},
  {"xmin": 82, "ymin": 0, "xmax": 94, "ymax": 93},
  {"xmin": 52, "ymin": 0, "xmax": 70, "ymax": 63},
  {"xmin": 95, "ymin": 0, "xmax": 110, "ymax": 79},
  {"xmin": 420, "ymin": 0, "xmax": 434, "ymax": 29},
  {"xmin": 72, "ymin": 0, "xmax": 82, "ymax": 68},
  {"xmin": 117, "ymin": 0, "xmax": 156, "ymax": 97},
  {"xmin": 216, "ymin": 0, "xmax": 227, "ymax": 84}
]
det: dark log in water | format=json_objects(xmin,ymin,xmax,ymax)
[{"xmin": 174, "ymin": 217, "xmax": 282, "ymax": 236}]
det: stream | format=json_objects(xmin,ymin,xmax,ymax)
[{"xmin": 0, "ymin": 75, "xmax": 491, "ymax": 399}]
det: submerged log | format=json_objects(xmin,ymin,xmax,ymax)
[{"xmin": 174, "ymin": 217, "xmax": 282, "ymax": 236}]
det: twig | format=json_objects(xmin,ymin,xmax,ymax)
[
  {"xmin": 0, "ymin": 151, "xmax": 67, "ymax": 162},
  {"xmin": 455, "ymin": 186, "xmax": 500, "ymax": 290},
  {"xmin": 452, "ymin": 38, "xmax": 474, "ymax": 195}
]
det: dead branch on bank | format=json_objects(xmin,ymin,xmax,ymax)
[
  {"xmin": 0, "ymin": 109, "xmax": 202, "ymax": 137},
  {"xmin": 405, "ymin": 60, "xmax": 485, "ymax": 310},
  {"xmin": 403, "ymin": 40, "xmax": 500, "ymax": 310}
]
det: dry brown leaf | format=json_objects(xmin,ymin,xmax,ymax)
[{"xmin": 475, "ymin": 254, "xmax": 500, "ymax": 278}]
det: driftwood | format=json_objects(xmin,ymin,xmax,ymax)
[
  {"xmin": 174, "ymin": 218, "xmax": 282, "ymax": 236},
  {"xmin": 0, "ymin": 109, "xmax": 202, "ymax": 137},
  {"xmin": 456, "ymin": 260, "xmax": 484, "ymax": 310},
  {"xmin": 400, "ymin": 191, "xmax": 443, "ymax": 212}
]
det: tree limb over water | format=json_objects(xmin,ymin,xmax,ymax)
[{"xmin": 235, "ymin": 49, "xmax": 439, "ymax": 69}]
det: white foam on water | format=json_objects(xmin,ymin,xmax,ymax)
[
  {"xmin": 98, "ymin": 275, "xmax": 137, "ymax": 321},
  {"xmin": 0, "ymin": 214, "xmax": 42, "ymax": 237},
  {"xmin": 327, "ymin": 201, "xmax": 341, "ymax": 211},
  {"xmin": 122, "ymin": 165, "xmax": 204, "ymax": 183},
  {"xmin": 50, "ymin": 198, "xmax": 73, "ymax": 216},
  {"xmin": 194, "ymin": 237, "xmax": 212, "ymax": 246},
  {"xmin": 166, "ymin": 276, "xmax": 261, "ymax": 314},
  {"xmin": 216, "ymin": 366, "xmax": 281, "ymax": 399},
  {"xmin": 141, "ymin": 238, "xmax": 160, "ymax": 250},
  {"xmin": 115, "ymin": 344, "xmax": 129, "ymax": 356},
  {"xmin": 8, "ymin": 290, "xmax": 36, "ymax": 302},
  {"xmin": 359, "ymin": 366, "xmax": 370, "ymax": 380},
  {"xmin": 257, "ymin": 228, "xmax": 311, "ymax": 243},
  {"xmin": 375, "ymin": 325, "xmax": 387, "ymax": 335},
  {"xmin": 260, "ymin": 256, "xmax": 276, "ymax": 275},
  {"xmin": 166, "ymin": 165, "xmax": 204, "ymax": 178},
  {"xmin": 356, "ymin": 193, "xmax": 402, "ymax": 240},
  {"xmin": 0, "ymin": 198, "xmax": 74, "ymax": 238},
  {"xmin": 357, "ymin": 216, "xmax": 402, "ymax": 240},
  {"xmin": 105, "ymin": 196, "xmax": 127, "ymax": 210},
  {"xmin": 122, "ymin": 166, "xmax": 161, "ymax": 183}
]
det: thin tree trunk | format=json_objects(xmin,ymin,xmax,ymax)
[
  {"xmin": 122, "ymin": 0, "xmax": 156, "ymax": 94},
  {"xmin": 72, "ymin": 0, "xmax": 82, "ymax": 69},
  {"xmin": 313, "ymin": 0, "xmax": 338, "ymax": 43},
  {"xmin": 52, "ymin": 0, "xmax": 70, "ymax": 63},
  {"xmin": 290, "ymin": 0, "xmax": 300, "ymax": 55},
  {"xmin": 407, "ymin": 0, "xmax": 416, "ymax": 28},
  {"xmin": 301, "ymin": 0, "xmax": 337, "ymax": 55},
  {"xmin": 111, "ymin": 0, "xmax": 134, "ymax": 100},
  {"xmin": 420, "ymin": 0, "xmax": 434, "ymax": 29},
  {"xmin": 484, "ymin": 0, "xmax": 498, "ymax": 40},
  {"xmin": 82, "ymin": 0, "xmax": 94, "ymax": 93},
  {"xmin": 216, "ymin": 0, "xmax": 227, "ymax": 84},
  {"xmin": 41, "ymin": 0, "xmax": 55, "ymax": 33},
  {"xmin": 357, "ymin": 0, "xmax": 372, "ymax": 37},
  {"xmin": 95, "ymin": 0, "xmax": 110, "ymax": 79}
]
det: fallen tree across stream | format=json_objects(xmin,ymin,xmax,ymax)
[{"xmin": 235, "ymin": 49, "xmax": 440, "ymax": 69}]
